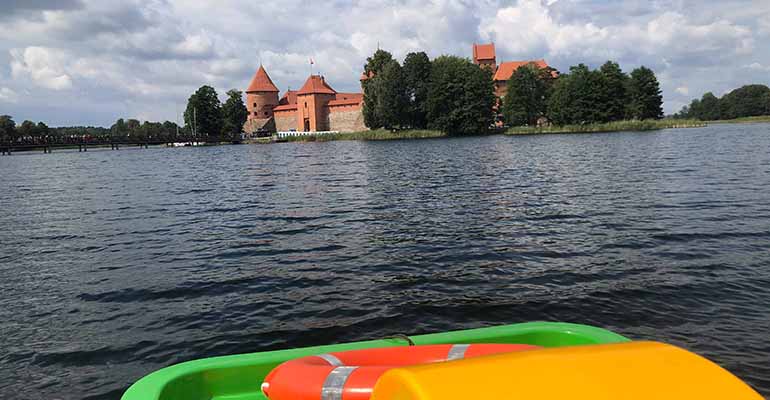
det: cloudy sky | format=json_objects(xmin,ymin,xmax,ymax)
[{"xmin": 1, "ymin": 0, "xmax": 769, "ymax": 127}]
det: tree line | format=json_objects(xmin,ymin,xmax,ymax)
[
  {"xmin": 1, "ymin": 86, "xmax": 249, "ymax": 144},
  {"xmin": 0, "ymin": 114, "xmax": 183, "ymax": 144},
  {"xmin": 674, "ymin": 84, "xmax": 770, "ymax": 121},
  {"xmin": 513, "ymin": 62, "xmax": 663, "ymax": 126},
  {"xmin": 362, "ymin": 50, "xmax": 496, "ymax": 134},
  {"xmin": 362, "ymin": 49, "xmax": 664, "ymax": 134}
]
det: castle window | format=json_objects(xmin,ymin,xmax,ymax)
[
  {"xmin": 253, "ymin": 103, "xmax": 256, "ymax": 107},
  {"xmin": 304, "ymin": 102, "xmax": 307, "ymax": 108},
  {"xmin": 264, "ymin": 112, "xmax": 269, "ymax": 116},
  {"xmin": 253, "ymin": 112, "xmax": 258, "ymax": 116}
]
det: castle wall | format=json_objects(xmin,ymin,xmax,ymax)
[
  {"xmin": 328, "ymin": 106, "xmax": 367, "ymax": 132},
  {"xmin": 243, "ymin": 117, "xmax": 274, "ymax": 134},
  {"xmin": 274, "ymin": 110, "xmax": 297, "ymax": 132}
]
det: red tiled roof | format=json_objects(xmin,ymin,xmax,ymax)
[
  {"xmin": 473, "ymin": 43, "xmax": 496, "ymax": 62},
  {"xmin": 328, "ymin": 98, "xmax": 362, "ymax": 106},
  {"xmin": 273, "ymin": 104, "xmax": 297, "ymax": 111},
  {"xmin": 335, "ymin": 92, "xmax": 363, "ymax": 101},
  {"xmin": 493, "ymin": 60, "xmax": 549, "ymax": 82},
  {"xmin": 246, "ymin": 65, "xmax": 279, "ymax": 93},
  {"xmin": 297, "ymin": 75, "xmax": 337, "ymax": 95},
  {"xmin": 279, "ymin": 90, "xmax": 297, "ymax": 105}
]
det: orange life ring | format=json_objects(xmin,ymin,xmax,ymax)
[{"xmin": 261, "ymin": 343, "xmax": 539, "ymax": 400}]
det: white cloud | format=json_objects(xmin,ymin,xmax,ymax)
[
  {"xmin": 481, "ymin": 1, "xmax": 752, "ymax": 63},
  {"xmin": 10, "ymin": 46, "xmax": 73, "ymax": 90},
  {"xmin": 746, "ymin": 62, "xmax": 770, "ymax": 72},
  {"xmin": 173, "ymin": 31, "xmax": 214, "ymax": 58},
  {"xmin": 0, "ymin": 0, "xmax": 769, "ymax": 124},
  {"xmin": 0, "ymin": 87, "xmax": 19, "ymax": 103}
]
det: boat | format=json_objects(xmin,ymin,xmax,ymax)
[
  {"xmin": 122, "ymin": 322, "xmax": 625, "ymax": 400},
  {"xmin": 121, "ymin": 321, "xmax": 762, "ymax": 400}
]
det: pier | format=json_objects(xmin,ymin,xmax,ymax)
[{"xmin": 0, "ymin": 136, "xmax": 201, "ymax": 155}]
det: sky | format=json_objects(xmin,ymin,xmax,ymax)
[{"xmin": 1, "ymin": 0, "xmax": 769, "ymax": 127}]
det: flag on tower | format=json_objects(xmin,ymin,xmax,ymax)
[{"xmin": 309, "ymin": 57, "xmax": 315, "ymax": 65}]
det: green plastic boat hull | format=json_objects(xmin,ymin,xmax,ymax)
[{"xmin": 122, "ymin": 321, "xmax": 629, "ymax": 400}]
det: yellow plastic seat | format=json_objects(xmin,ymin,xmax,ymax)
[{"xmin": 370, "ymin": 341, "xmax": 762, "ymax": 400}]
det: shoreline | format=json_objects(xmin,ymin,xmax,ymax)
[
  {"xmin": 504, "ymin": 119, "xmax": 705, "ymax": 136},
  {"xmin": 707, "ymin": 116, "xmax": 770, "ymax": 124}
]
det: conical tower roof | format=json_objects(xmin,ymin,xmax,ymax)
[
  {"xmin": 246, "ymin": 65, "xmax": 279, "ymax": 93},
  {"xmin": 297, "ymin": 75, "xmax": 337, "ymax": 95}
]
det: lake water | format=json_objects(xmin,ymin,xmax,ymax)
[{"xmin": 1, "ymin": 124, "xmax": 769, "ymax": 399}]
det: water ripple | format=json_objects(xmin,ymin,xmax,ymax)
[{"xmin": 1, "ymin": 124, "xmax": 770, "ymax": 399}]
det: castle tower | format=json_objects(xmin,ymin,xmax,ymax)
[
  {"xmin": 245, "ymin": 65, "xmax": 280, "ymax": 132},
  {"xmin": 472, "ymin": 43, "xmax": 497, "ymax": 71},
  {"xmin": 296, "ymin": 75, "xmax": 337, "ymax": 132}
]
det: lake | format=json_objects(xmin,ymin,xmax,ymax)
[{"xmin": 1, "ymin": 124, "xmax": 769, "ymax": 399}]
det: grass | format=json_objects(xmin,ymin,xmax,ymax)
[
  {"xmin": 707, "ymin": 116, "xmax": 770, "ymax": 124},
  {"xmin": 504, "ymin": 119, "xmax": 706, "ymax": 135},
  {"xmin": 283, "ymin": 129, "xmax": 447, "ymax": 142}
]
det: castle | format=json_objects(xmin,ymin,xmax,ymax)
[
  {"xmin": 243, "ymin": 66, "xmax": 365, "ymax": 134},
  {"xmin": 243, "ymin": 44, "xmax": 549, "ymax": 134},
  {"xmin": 472, "ymin": 43, "xmax": 551, "ymax": 98}
]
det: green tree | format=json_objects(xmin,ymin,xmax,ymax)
[
  {"xmin": 599, "ymin": 61, "xmax": 628, "ymax": 121},
  {"xmin": 362, "ymin": 49, "xmax": 396, "ymax": 129},
  {"xmin": 222, "ymin": 89, "xmax": 248, "ymax": 140},
  {"xmin": 110, "ymin": 118, "xmax": 127, "ymax": 138},
  {"xmin": 697, "ymin": 92, "xmax": 721, "ymax": 120},
  {"xmin": 425, "ymin": 56, "xmax": 496, "ymax": 134},
  {"xmin": 36, "ymin": 122, "xmax": 49, "ymax": 138},
  {"xmin": 364, "ymin": 49, "xmax": 396, "ymax": 76},
  {"xmin": 126, "ymin": 119, "xmax": 141, "ymax": 137},
  {"xmin": 185, "ymin": 85, "xmax": 223, "ymax": 141},
  {"xmin": 18, "ymin": 120, "xmax": 38, "ymax": 138},
  {"xmin": 720, "ymin": 84, "xmax": 770, "ymax": 119},
  {"xmin": 502, "ymin": 63, "xmax": 549, "ymax": 126},
  {"xmin": 402, "ymin": 52, "xmax": 432, "ymax": 128},
  {"xmin": 0, "ymin": 115, "xmax": 17, "ymax": 142},
  {"xmin": 162, "ymin": 121, "xmax": 179, "ymax": 140},
  {"xmin": 764, "ymin": 91, "xmax": 770, "ymax": 115},
  {"xmin": 548, "ymin": 64, "xmax": 610, "ymax": 125},
  {"xmin": 375, "ymin": 60, "xmax": 409, "ymax": 130},
  {"xmin": 627, "ymin": 66, "xmax": 663, "ymax": 120}
]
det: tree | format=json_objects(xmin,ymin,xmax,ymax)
[
  {"xmin": 627, "ymin": 66, "xmax": 663, "ymax": 120},
  {"xmin": 720, "ymin": 84, "xmax": 770, "ymax": 119},
  {"xmin": 599, "ymin": 61, "xmax": 628, "ymax": 121},
  {"xmin": 0, "ymin": 115, "xmax": 17, "ymax": 142},
  {"xmin": 126, "ymin": 119, "xmax": 141, "ymax": 137},
  {"xmin": 402, "ymin": 52, "xmax": 432, "ymax": 128},
  {"xmin": 502, "ymin": 63, "xmax": 549, "ymax": 126},
  {"xmin": 697, "ymin": 92, "xmax": 721, "ymax": 120},
  {"xmin": 362, "ymin": 49, "xmax": 396, "ymax": 129},
  {"xmin": 374, "ymin": 60, "xmax": 409, "ymax": 130},
  {"xmin": 548, "ymin": 64, "xmax": 610, "ymax": 125},
  {"xmin": 36, "ymin": 122, "xmax": 49, "ymax": 138},
  {"xmin": 18, "ymin": 120, "xmax": 38, "ymax": 139},
  {"xmin": 162, "ymin": 121, "xmax": 179, "ymax": 140},
  {"xmin": 764, "ymin": 91, "xmax": 770, "ymax": 115},
  {"xmin": 425, "ymin": 56, "xmax": 496, "ymax": 134},
  {"xmin": 222, "ymin": 89, "xmax": 248, "ymax": 140},
  {"xmin": 110, "ymin": 118, "xmax": 127, "ymax": 138},
  {"xmin": 364, "ymin": 49, "xmax": 396, "ymax": 76},
  {"xmin": 185, "ymin": 85, "xmax": 223, "ymax": 141}
]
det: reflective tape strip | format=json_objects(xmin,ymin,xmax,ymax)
[
  {"xmin": 446, "ymin": 344, "xmax": 470, "ymax": 361},
  {"xmin": 321, "ymin": 366, "xmax": 358, "ymax": 400},
  {"xmin": 318, "ymin": 353, "xmax": 344, "ymax": 366}
]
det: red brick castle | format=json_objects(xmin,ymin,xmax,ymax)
[{"xmin": 243, "ymin": 44, "xmax": 550, "ymax": 134}]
